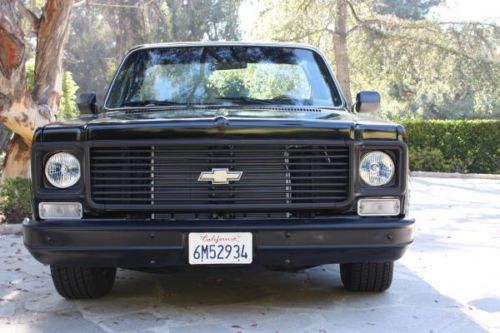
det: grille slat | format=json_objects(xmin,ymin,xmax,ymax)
[
  {"xmin": 91, "ymin": 182, "xmax": 348, "ymax": 188},
  {"xmin": 91, "ymin": 149, "xmax": 347, "ymax": 154},
  {"xmin": 93, "ymin": 189, "xmax": 348, "ymax": 195},
  {"xmin": 89, "ymin": 144, "xmax": 350, "ymax": 211},
  {"xmin": 91, "ymin": 158, "xmax": 348, "ymax": 168},
  {"xmin": 92, "ymin": 196, "xmax": 348, "ymax": 202},
  {"xmin": 91, "ymin": 169, "xmax": 348, "ymax": 176},
  {"xmin": 91, "ymin": 154, "xmax": 349, "ymax": 160},
  {"xmin": 90, "ymin": 162, "xmax": 349, "ymax": 167}
]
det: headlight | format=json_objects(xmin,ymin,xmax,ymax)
[
  {"xmin": 359, "ymin": 151, "xmax": 395, "ymax": 186},
  {"xmin": 44, "ymin": 152, "xmax": 81, "ymax": 188}
]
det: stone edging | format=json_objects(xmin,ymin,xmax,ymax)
[{"xmin": 411, "ymin": 171, "xmax": 500, "ymax": 179}]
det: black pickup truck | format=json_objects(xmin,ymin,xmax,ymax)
[{"xmin": 24, "ymin": 42, "xmax": 414, "ymax": 299}]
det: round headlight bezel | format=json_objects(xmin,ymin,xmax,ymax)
[
  {"xmin": 359, "ymin": 151, "xmax": 395, "ymax": 186},
  {"xmin": 44, "ymin": 152, "xmax": 81, "ymax": 189}
]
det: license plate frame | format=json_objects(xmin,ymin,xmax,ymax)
[{"xmin": 188, "ymin": 232, "xmax": 253, "ymax": 265}]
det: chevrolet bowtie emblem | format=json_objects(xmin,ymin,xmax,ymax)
[{"xmin": 198, "ymin": 168, "xmax": 243, "ymax": 185}]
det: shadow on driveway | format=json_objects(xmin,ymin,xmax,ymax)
[{"xmin": 14, "ymin": 264, "xmax": 482, "ymax": 333}]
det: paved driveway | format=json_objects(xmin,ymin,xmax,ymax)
[{"xmin": 1, "ymin": 177, "xmax": 499, "ymax": 333}]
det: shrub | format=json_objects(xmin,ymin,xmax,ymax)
[
  {"xmin": 401, "ymin": 120, "xmax": 500, "ymax": 174},
  {"xmin": 409, "ymin": 147, "xmax": 447, "ymax": 172},
  {"xmin": 0, "ymin": 177, "xmax": 31, "ymax": 223}
]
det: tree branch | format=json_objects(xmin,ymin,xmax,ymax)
[
  {"xmin": 346, "ymin": 0, "xmax": 499, "ymax": 35},
  {"xmin": 345, "ymin": 0, "xmax": 384, "ymax": 34},
  {"xmin": 84, "ymin": 2, "xmax": 141, "ymax": 9},
  {"xmin": 437, "ymin": 21, "xmax": 499, "ymax": 29},
  {"xmin": 32, "ymin": 0, "xmax": 74, "ymax": 106},
  {"xmin": 0, "ymin": 1, "xmax": 25, "ymax": 80},
  {"xmin": 346, "ymin": 0, "xmax": 360, "ymax": 23},
  {"xmin": 15, "ymin": 0, "xmax": 40, "ymax": 32},
  {"xmin": 364, "ymin": 24, "xmax": 499, "ymax": 66},
  {"xmin": 272, "ymin": 27, "xmax": 333, "ymax": 42},
  {"xmin": 346, "ymin": 24, "xmax": 360, "ymax": 34}
]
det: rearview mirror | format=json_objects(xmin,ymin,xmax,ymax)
[
  {"xmin": 214, "ymin": 61, "xmax": 248, "ymax": 71},
  {"xmin": 76, "ymin": 93, "xmax": 98, "ymax": 115},
  {"xmin": 355, "ymin": 91, "xmax": 380, "ymax": 113}
]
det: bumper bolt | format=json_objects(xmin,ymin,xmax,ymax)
[
  {"xmin": 386, "ymin": 233, "xmax": 393, "ymax": 240},
  {"xmin": 284, "ymin": 259, "xmax": 291, "ymax": 265},
  {"xmin": 150, "ymin": 260, "xmax": 156, "ymax": 265},
  {"xmin": 285, "ymin": 232, "xmax": 291, "ymax": 238}
]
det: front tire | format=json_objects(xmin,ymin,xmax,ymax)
[
  {"xmin": 340, "ymin": 262, "xmax": 393, "ymax": 292},
  {"xmin": 50, "ymin": 265, "xmax": 116, "ymax": 299}
]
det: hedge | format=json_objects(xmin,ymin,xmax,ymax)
[
  {"xmin": 0, "ymin": 177, "xmax": 31, "ymax": 223},
  {"xmin": 401, "ymin": 120, "xmax": 500, "ymax": 174}
]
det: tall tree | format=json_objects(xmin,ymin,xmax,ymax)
[
  {"xmin": 250, "ymin": 0, "xmax": 356, "ymax": 105},
  {"xmin": 66, "ymin": 0, "xmax": 242, "ymax": 103},
  {"xmin": 333, "ymin": 0, "xmax": 352, "ymax": 105},
  {"xmin": 59, "ymin": 71, "xmax": 79, "ymax": 119},
  {"xmin": 65, "ymin": 4, "xmax": 117, "ymax": 101},
  {"xmin": 0, "ymin": 0, "xmax": 74, "ymax": 178},
  {"xmin": 251, "ymin": 0, "xmax": 499, "ymax": 119},
  {"xmin": 167, "ymin": 0, "xmax": 241, "ymax": 41}
]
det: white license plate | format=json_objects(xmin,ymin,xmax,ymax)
[{"xmin": 188, "ymin": 232, "xmax": 253, "ymax": 265}]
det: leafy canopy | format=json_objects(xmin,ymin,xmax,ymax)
[{"xmin": 251, "ymin": 0, "xmax": 500, "ymax": 120}]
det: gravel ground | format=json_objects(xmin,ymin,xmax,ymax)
[{"xmin": 0, "ymin": 177, "xmax": 499, "ymax": 333}]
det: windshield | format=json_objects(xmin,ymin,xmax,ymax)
[{"xmin": 105, "ymin": 46, "xmax": 343, "ymax": 109}]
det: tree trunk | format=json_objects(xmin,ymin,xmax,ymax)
[
  {"xmin": 33, "ymin": 0, "xmax": 74, "ymax": 108},
  {"xmin": 333, "ymin": 0, "xmax": 352, "ymax": 106},
  {"xmin": 110, "ymin": 1, "xmax": 137, "ymax": 61},
  {"xmin": 0, "ymin": 0, "xmax": 74, "ymax": 179},
  {"xmin": 2, "ymin": 134, "xmax": 31, "ymax": 179}
]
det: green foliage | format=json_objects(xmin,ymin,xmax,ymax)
[
  {"xmin": 168, "ymin": 0, "xmax": 242, "ymax": 41},
  {"xmin": 403, "ymin": 120, "xmax": 500, "ymax": 173},
  {"xmin": 0, "ymin": 178, "xmax": 32, "ymax": 223},
  {"xmin": 374, "ymin": 0, "xmax": 443, "ymax": 20},
  {"xmin": 252, "ymin": 0, "xmax": 500, "ymax": 120},
  {"xmin": 66, "ymin": 0, "xmax": 242, "ymax": 100},
  {"xmin": 25, "ymin": 58, "xmax": 35, "ymax": 90},
  {"xmin": 59, "ymin": 71, "xmax": 79, "ymax": 119},
  {"xmin": 408, "ymin": 147, "xmax": 454, "ymax": 172},
  {"xmin": 25, "ymin": 58, "xmax": 78, "ymax": 119},
  {"xmin": 352, "ymin": 21, "xmax": 500, "ymax": 120},
  {"xmin": 207, "ymin": 70, "xmax": 249, "ymax": 97},
  {"xmin": 206, "ymin": 64, "xmax": 310, "ymax": 100}
]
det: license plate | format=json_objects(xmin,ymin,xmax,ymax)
[{"xmin": 188, "ymin": 232, "xmax": 253, "ymax": 265}]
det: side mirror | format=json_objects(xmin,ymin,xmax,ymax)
[
  {"xmin": 76, "ymin": 93, "xmax": 98, "ymax": 115},
  {"xmin": 355, "ymin": 91, "xmax": 380, "ymax": 113}
]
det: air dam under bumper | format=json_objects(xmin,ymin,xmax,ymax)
[{"xmin": 23, "ymin": 217, "xmax": 414, "ymax": 268}]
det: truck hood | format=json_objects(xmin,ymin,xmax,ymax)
[{"xmin": 36, "ymin": 107, "xmax": 406, "ymax": 142}]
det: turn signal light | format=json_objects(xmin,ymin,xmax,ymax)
[
  {"xmin": 357, "ymin": 198, "xmax": 400, "ymax": 216},
  {"xmin": 39, "ymin": 202, "xmax": 82, "ymax": 220}
]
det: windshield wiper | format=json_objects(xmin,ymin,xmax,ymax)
[
  {"xmin": 122, "ymin": 100, "xmax": 187, "ymax": 107},
  {"xmin": 215, "ymin": 96, "xmax": 276, "ymax": 105}
]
